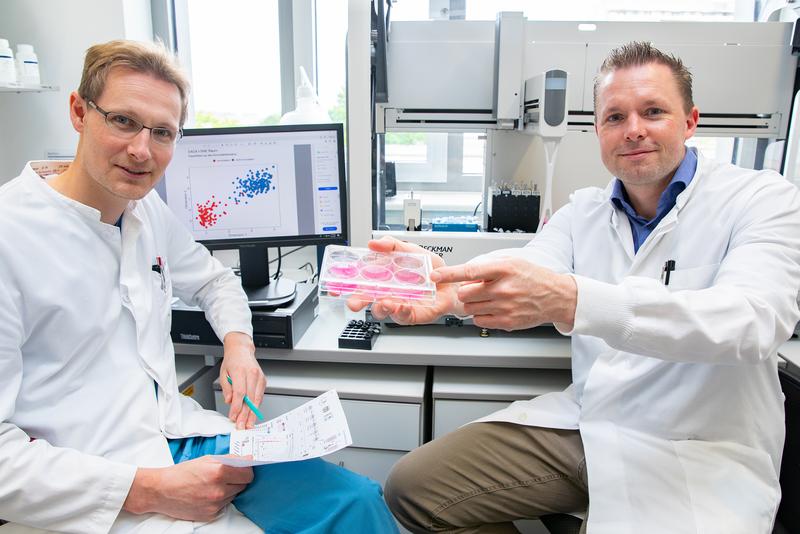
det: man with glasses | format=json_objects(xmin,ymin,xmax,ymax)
[
  {"xmin": 0, "ymin": 40, "xmax": 397, "ymax": 533},
  {"xmin": 87, "ymin": 100, "xmax": 183, "ymax": 145}
]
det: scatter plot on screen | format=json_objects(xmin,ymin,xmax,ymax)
[{"xmin": 188, "ymin": 164, "xmax": 281, "ymax": 232}]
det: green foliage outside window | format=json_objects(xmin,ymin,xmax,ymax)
[
  {"xmin": 193, "ymin": 111, "xmax": 281, "ymax": 128},
  {"xmin": 386, "ymin": 132, "xmax": 426, "ymax": 145},
  {"xmin": 260, "ymin": 114, "xmax": 281, "ymax": 125},
  {"xmin": 194, "ymin": 111, "xmax": 240, "ymax": 128},
  {"xmin": 193, "ymin": 87, "xmax": 423, "ymax": 146}
]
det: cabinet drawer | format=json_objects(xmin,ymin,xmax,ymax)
[
  {"xmin": 215, "ymin": 392, "xmax": 422, "ymax": 451},
  {"xmin": 433, "ymin": 399, "xmax": 511, "ymax": 439},
  {"xmin": 325, "ymin": 447, "xmax": 406, "ymax": 488}
]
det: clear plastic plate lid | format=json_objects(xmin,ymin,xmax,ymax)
[{"xmin": 318, "ymin": 245, "xmax": 436, "ymax": 306}]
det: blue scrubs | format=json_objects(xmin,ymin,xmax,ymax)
[{"xmin": 168, "ymin": 435, "xmax": 399, "ymax": 534}]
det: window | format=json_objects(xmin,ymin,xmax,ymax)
[
  {"xmin": 315, "ymin": 0, "xmax": 348, "ymax": 124},
  {"xmin": 162, "ymin": 0, "xmax": 347, "ymax": 129},
  {"xmin": 383, "ymin": 132, "xmax": 486, "ymax": 229},
  {"xmin": 174, "ymin": 0, "xmax": 283, "ymax": 127},
  {"xmin": 387, "ymin": 132, "xmax": 446, "ymax": 183},
  {"xmin": 686, "ymin": 137, "xmax": 735, "ymax": 165}
]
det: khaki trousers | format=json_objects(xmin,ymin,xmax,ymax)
[{"xmin": 384, "ymin": 422, "xmax": 589, "ymax": 534}]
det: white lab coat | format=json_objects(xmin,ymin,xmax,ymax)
[
  {"xmin": 473, "ymin": 153, "xmax": 800, "ymax": 534},
  {"xmin": 0, "ymin": 162, "xmax": 260, "ymax": 533}
]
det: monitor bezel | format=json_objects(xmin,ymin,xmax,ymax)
[{"xmin": 172, "ymin": 122, "xmax": 349, "ymax": 251}]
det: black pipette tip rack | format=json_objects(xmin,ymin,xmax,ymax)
[{"xmin": 338, "ymin": 320, "xmax": 381, "ymax": 350}]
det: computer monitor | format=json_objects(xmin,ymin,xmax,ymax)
[{"xmin": 158, "ymin": 123, "xmax": 348, "ymax": 306}]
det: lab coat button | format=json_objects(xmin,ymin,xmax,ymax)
[{"xmin": 518, "ymin": 412, "xmax": 527, "ymax": 422}]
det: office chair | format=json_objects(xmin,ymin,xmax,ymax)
[
  {"xmin": 774, "ymin": 365, "xmax": 800, "ymax": 533},
  {"xmin": 540, "ymin": 513, "xmax": 583, "ymax": 534}
]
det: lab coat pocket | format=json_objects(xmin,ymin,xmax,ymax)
[
  {"xmin": 666, "ymin": 262, "xmax": 720, "ymax": 291},
  {"xmin": 150, "ymin": 268, "xmax": 172, "ymax": 322}
]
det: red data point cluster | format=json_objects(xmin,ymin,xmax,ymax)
[{"xmin": 196, "ymin": 195, "xmax": 229, "ymax": 228}]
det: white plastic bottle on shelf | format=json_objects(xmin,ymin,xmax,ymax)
[
  {"xmin": 0, "ymin": 39, "xmax": 16, "ymax": 85},
  {"xmin": 15, "ymin": 44, "xmax": 40, "ymax": 87},
  {"xmin": 279, "ymin": 66, "xmax": 332, "ymax": 125}
]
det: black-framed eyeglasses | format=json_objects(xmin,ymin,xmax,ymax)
[{"xmin": 87, "ymin": 100, "xmax": 182, "ymax": 146}]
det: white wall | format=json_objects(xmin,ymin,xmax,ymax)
[{"xmin": 0, "ymin": 0, "xmax": 152, "ymax": 182}]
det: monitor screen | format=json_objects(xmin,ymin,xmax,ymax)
[
  {"xmin": 158, "ymin": 123, "xmax": 348, "ymax": 306},
  {"xmin": 159, "ymin": 123, "xmax": 347, "ymax": 248}
]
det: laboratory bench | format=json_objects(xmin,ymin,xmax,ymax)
[
  {"xmin": 167, "ymin": 331, "xmax": 800, "ymax": 534},
  {"xmin": 174, "ymin": 299, "xmax": 573, "ymax": 369},
  {"xmin": 175, "ymin": 300, "xmax": 572, "ymax": 534},
  {"xmin": 175, "ymin": 300, "xmax": 573, "ymax": 461}
]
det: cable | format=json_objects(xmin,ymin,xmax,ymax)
[
  {"xmin": 385, "ymin": 0, "xmax": 393, "ymax": 40},
  {"xmin": 473, "ymin": 201, "xmax": 482, "ymax": 216},
  {"xmin": 267, "ymin": 246, "xmax": 305, "ymax": 265},
  {"xmin": 298, "ymin": 262, "xmax": 315, "ymax": 275},
  {"xmin": 291, "ymin": 262, "xmax": 315, "ymax": 284},
  {"xmin": 273, "ymin": 247, "xmax": 282, "ymax": 280}
]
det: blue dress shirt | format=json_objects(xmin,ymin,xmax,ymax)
[{"xmin": 610, "ymin": 147, "xmax": 697, "ymax": 253}]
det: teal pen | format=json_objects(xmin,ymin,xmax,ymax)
[{"xmin": 226, "ymin": 375, "xmax": 265, "ymax": 420}]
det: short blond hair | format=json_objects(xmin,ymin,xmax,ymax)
[
  {"xmin": 593, "ymin": 41, "xmax": 694, "ymax": 114},
  {"xmin": 78, "ymin": 39, "xmax": 190, "ymax": 127}
]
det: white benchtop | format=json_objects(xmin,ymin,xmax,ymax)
[{"xmin": 176, "ymin": 300, "xmax": 572, "ymax": 369}]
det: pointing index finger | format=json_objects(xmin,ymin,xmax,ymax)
[
  {"xmin": 368, "ymin": 236, "xmax": 420, "ymax": 254},
  {"xmin": 431, "ymin": 262, "xmax": 507, "ymax": 284}
]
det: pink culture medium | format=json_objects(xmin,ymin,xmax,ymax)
[
  {"xmin": 328, "ymin": 263, "xmax": 359, "ymax": 278},
  {"xmin": 360, "ymin": 265, "xmax": 393, "ymax": 281},
  {"xmin": 394, "ymin": 269, "xmax": 425, "ymax": 285}
]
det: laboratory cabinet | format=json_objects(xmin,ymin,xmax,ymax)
[
  {"xmin": 432, "ymin": 366, "xmax": 573, "ymax": 534},
  {"xmin": 432, "ymin": 366, "xmax": 572, "ymax": 438},
  {"xmin": 175, "ymin": 354, "xmax": 217, "ymax": 410}
]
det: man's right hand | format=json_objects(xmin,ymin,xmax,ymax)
[
  {"xmin": 123, "ymin": 456, "xmax": 254, "ymax": 522},
  {"xmin": 346, "ymin": 236, "xmax": 462, "ymax": 325}
]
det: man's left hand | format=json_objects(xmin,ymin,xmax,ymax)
[
  {"xmin": 431, "ymin": 257, "xmax": 577, "ymax": 331},
  {"xmin": 219, "ymin": 332, "xmax": 265, "ymax": 430}
]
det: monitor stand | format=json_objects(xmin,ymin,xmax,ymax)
[{"xmin": 239, "ymin": 245, "xmax": 297, "ymax": 308}]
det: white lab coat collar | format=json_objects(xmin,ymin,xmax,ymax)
[
  {"xmin": 603, "ymin": 152, "xmax": 706, "ymax": 262},
  {"xmin": 23, "ymin": 160, "xmax": 141, "ymax": 229}
]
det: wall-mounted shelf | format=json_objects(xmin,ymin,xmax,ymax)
[{"xmin": 0, "ymin": 84, "xmax": 59, "ymax": 93}]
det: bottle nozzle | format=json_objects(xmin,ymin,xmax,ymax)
[{"xmin": 296, "ymin": 66, "xmax": 315, "ymax": 99}]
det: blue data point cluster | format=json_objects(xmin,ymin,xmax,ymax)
[{"xmin": 229, "ymin": 166, "xmax": 276, "ymax": 205}]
